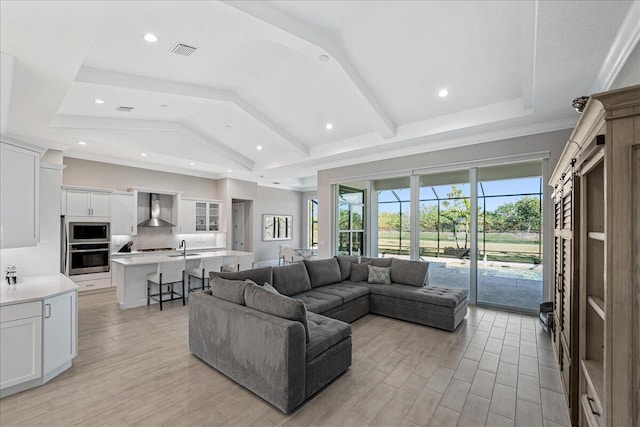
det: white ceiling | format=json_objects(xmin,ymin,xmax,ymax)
[{"xmin": 0, "ymin": 0, "xmax": 638, "ymax": 191}]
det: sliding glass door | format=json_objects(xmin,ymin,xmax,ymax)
[
  {"xmin": 337, "ymin": 185, "xmax": 365, "ymax": 256},
  {"xmin": 374, "ymin": 177, "xmax": 411, "ymax": 259}
]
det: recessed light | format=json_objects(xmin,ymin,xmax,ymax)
[
  {"xmin": 189, "ymin": 162, "xmax": 195, "ymax": 166},
  {"xmin": 141, "ymin": 153, "xmax": 148, "ymax": 157},
  {"xmin": 438, "ymin": 88, "xmax": 449, "ymax": 98},
  {"xmin": 227, "ymin": 169, "xmax": 232, "ymax": 173},
  {"xmin": 93, "ymin": 99, "xmax": 104, "ymax": 104},
  {"xmin": 142, "ymin": 33, "xmax": 158, "ymax": 43},
  {"xmin": 318, "ymin": 54, "xmax": 330, "ymax": 62},
  {"xmin": 325, "ymin": 122, "xmax": 333, "ymax": 130},
  {"xmin": 256, "ymin": 145, "xmax": 263, "ymax": 151},
  {"xmin": 78, "ymin": 141, "xmax": 87, "ymax": 145}
]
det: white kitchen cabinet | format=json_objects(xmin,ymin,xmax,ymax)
[
  {"xmin": 179, "ymin": 198, "xmax": 220, "ymax": 233},
  {"xmin": 66, "ymin": 188, "xmax": 111, "ymax": 217},
  {"xmin": 0, "ymin": 302, "xmax": 42, "ymax": 389},
  {"xmin": 0, "ymin": 142, "xmax": 39, "ymax": 248},
  {"xmin": 43, "ymin": 292, "xmax": 76, "ymax": 374},
  {"xmin": 111, "ymin": 192, "xmax": 136, "ymax": 235},
  {"xmin": 178, "ymin": 199, "xmax": 196, "ymax": 233}
]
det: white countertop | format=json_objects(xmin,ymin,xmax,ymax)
[
  {"xmin": 112, "ymin": 250, "xmax": 253, "ymax": 266},
  {"xmin": 0, "ymin": 273, "xmax": 79, "ymax": 306},
  {"xmin": 111, "ymin": 246, "xmax": 226, "ymax": 257}
]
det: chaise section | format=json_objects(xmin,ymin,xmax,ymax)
[{"xmin": 367, "ymin": 285, "xmax": 468, "ymax": 331}]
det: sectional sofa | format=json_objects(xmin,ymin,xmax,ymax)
[{"xmin": 189, "ymin": 256, "xmax": 468, "ymax": 413}]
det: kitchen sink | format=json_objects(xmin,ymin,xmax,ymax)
[{"xmin": 167, "ymin": 253, "xmax": 201, "ymax": 257}]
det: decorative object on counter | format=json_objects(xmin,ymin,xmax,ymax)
[
  {"xmin": 571, "ymin": 95, "xmax": 589, "ymax": 113},
  {"xmin": 5, "ymin": 264, "xmax": 17, "ymax": 284},
  {"xmin": 263, "ymin": 214, "xmax": 292, "ymax": 241},
  {"xmin": 138, "ymin": 247, "xmax": 175, "ymax": 252},
  {"xmin": 118, "ymin": 241, "xmax": 133, "ymax": 252}
]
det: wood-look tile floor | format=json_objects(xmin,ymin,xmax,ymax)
[{"xmin": 0, "ymin": 291, "xmax": 571, "ymax": 427}]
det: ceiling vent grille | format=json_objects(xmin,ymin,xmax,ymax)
[
  {"xmin": 170, "ymin": 43, "xmax": 198, "ymax": 56},
  {"xmin": 115, "ymin": 106, "xmax": 134, "ymax": 112}
]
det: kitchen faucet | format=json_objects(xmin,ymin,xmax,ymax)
[{"xmin": 179, "ymin": 240, "xmax": 186, "ymax": 258}]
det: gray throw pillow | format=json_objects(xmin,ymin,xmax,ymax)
[
  {"xmin": 211, "ymin": 276, "xmax": 249, "ymax": 305},
  {"xmin": 210, "ymin": 266, "xmax": 273, "ymax": 286},
  {"xmin": 390, "ymin": 258, "xmax": 429, "ymax": 286},
  {"xmin": 350, "ymin": 261, "xmax": 371, "ymax": 282},
  {"xmin": 262, "ymin": 282, "xmax": 280, "ymax": 295},
  {"xmin": 304, "ymin": 258, "xmax": 342, "ymax": 288},
  {"xmin": 335, "ymin": 255, "xmax": 359, "ymax": 281},
  {"xmin": 244, "ymin": 283, "xmax": 310, "ymax": 342},
  {"xmin": 368, "ymin": 265, "xmax": 391, "ymax": 285}
]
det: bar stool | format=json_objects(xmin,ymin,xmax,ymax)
[
  {"xmin": 147, "ymin": 260, "xmax": 185, "ymax": 311},
  {"xmin": 186, "ymin": 257, "xmax": 224, "ymax": 292}
]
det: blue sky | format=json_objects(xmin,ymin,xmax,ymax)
[{"xmin": 378, "ymin": 177, "xmax": 542, "ymax": 213}]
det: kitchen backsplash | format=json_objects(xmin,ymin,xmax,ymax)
[{"xmin": 112, "ymin": 227, "xmax": 226, "ymax": 251}]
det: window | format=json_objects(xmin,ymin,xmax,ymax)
[
  {"xmin": 309, "ymin": 198, "xmax": 318, "ymax": 248},
  {"xmin": 375, "ymin": 177, "xmax": 410, "ymax": 258},
  {"xmin": 337, "ymin": 185, "xmax": 365, "ymax": 256}
]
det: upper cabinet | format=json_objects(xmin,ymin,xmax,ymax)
[
  {"xmin": 65, "ymin": 188, "xmax": 111, "ymax": 218},
  {"xmin": 110, "ymin": 192, "xmax": 136, "ymax": 235},
  {"xmin": 178, "ymin": 198, "xmax": 220, "ymax": 233},
  {"xmin": 0, "ymin": 142, "xmax": 39, "ymax": 249}
]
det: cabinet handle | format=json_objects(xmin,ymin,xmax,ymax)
[
  {"xmin": 45, "ymin": 303, "xmax": 51, "ymax": 318},
  {"xmin": 586, "ymin": 396, "xmax": 600, "ymax": 416},
  {"xmin": 131, "ymin": 226, "xmax": 133, "ymax": 233}
]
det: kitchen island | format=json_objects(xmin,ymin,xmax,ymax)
[{"xmin": 112, "ymin": 250, "xmax": 254, "ymax": 309}]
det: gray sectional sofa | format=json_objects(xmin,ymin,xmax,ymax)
[{"xmin": 189, "ymin": 256, "xmax": 467, "ymax": 414}]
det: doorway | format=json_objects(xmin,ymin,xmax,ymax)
[{"xmin": 232, "ymin": 200, "xmax": 252, "ymax": 252}]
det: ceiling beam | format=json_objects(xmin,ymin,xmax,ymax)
[
  {"xmin": 74, "ymin": 66, "xmax": 309, "ymax": 156},
  {"xmin": 50, "ymin": 115, "xmax": 255, "ymax": 170},
  {"xmin": 221, "ymin": 1, "xmax": 397, "ymax": 138}
]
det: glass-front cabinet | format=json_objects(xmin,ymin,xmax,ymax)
[{"xmin": 179, "ymin": 198, "xmax": 220, "ymax": 233}]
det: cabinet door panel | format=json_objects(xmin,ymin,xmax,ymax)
[
  {"xmin": 111, "ymin": 194, "xmax": 135, "ymax": 235},
  {"xmin": 178, "ymin": 200, "xmax": 196, "ymax": 233},
  {"xmin": 90, "ymin": 192, "xmax": 111, "ymax": 217},
  {"xmin": 0, "ymin": 143, "xmax": 39, "ymax": 248},
  {"xmin": 0, "ymin": 316, "xmax": 42, "ymax": 389},
  {"xmin": 43, "ymin": 292, "xmax": 76, "ymax": 374},
  {"xmin": 66, "ymin": 190, "xmax": 90, "ymax": 216}
]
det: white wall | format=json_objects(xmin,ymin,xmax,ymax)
[
  {"xmin": 254, "ymin": 186, "xmax": 303, "ymax": 264},
  {"xmin": 63, "ymin": 157, "xmax": 220, "ymax": 199},
  {"xmin": 0, "ymin": 151, "xmax": 63, "ymax": 276}
]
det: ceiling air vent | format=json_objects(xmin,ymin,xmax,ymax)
[
  {"xmin": 115, "ymin": 106, "xmax": 134, "ymax": 112},
  {"xmin": 169, "ymin": 42, "xmax": 198, "ymax": 57}
]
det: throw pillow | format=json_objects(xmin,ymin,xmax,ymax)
[
  {"xmin": 304, "ymin": 258, "xmax": 342, "ymax": 288},
  {"xmin": 390, "ymin": 258, "xmax": 430, "ymax": 287},
  {"xmin": 211, "ymin": 276, "xmax": 249, "ymax": 305},
  {"xmin": 210, "ymin": 266, "xmax": 273, "ymax": 286},
  {"xmin": 368, "ymin": 265, "xmax": 391, "ymax": 285},
  {"xmin": 262, "ymin": 282, "xmax": 280, "ymax": 295},
  {"xmin": 335, "ymin": 255, "xmax": 359, "ymax": 281},
  {"xmin": 350, "ymin": 261, "xmax": 371, "ymax": 282},
  {"xmin": 244, "ymin": 283, "xmax": 310, "ymax": 342}
]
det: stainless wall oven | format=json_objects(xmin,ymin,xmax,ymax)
[{"xmin": 66, "ymin": 221, "xmax": 111, "ymax": 275}]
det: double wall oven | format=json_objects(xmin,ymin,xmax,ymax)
[{"xmin": 68, "ymin": 222, "xmax": 110, "ymax": 275}]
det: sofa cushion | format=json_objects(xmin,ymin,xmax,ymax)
[
  {"xmin": 368, "ymin": 266, "xmax": 391, "ymax": 285},
  {"xmin": 350, "ymin": 262, "xmax": 370, "ymax": 282},
  {"xmin": 244, "ymin": 283, "xmax": 310, "ymax": 342},
  {"xmin": 306, "ymin": 312, "xmax": 352, "ymax": 361},
  {"xmin": 334, "ymin": 256, "xmax": 360, "ymax": 281},
  {"xmin": 367, "ymin": 284, "xmax": 468, "ymax": 308},
  {"xmin": 390, "ymin": 258, "xmax": 429, "ymax": 287},
  {"xmin": 295, "ymin": 290, "xmax": 343, "ymax": 314},
  {"xmin": 210, "ymin": 266, "xmax": 273, "ymax": 286},
  {"xmin": 211, "ymin": 276, "xmax": 249, "ymax": 305},
  {"xmin": 272, "ymin": 263, "xmax": 312, "ymax": 296},
  {"xmin": 361, "ymin": 257, "xmax": 393, "ymax": 268},
  {"xmin": 304, "ymin": 258, "xmax": 342, "ymax": 288},
  {"xmin": 310, "ymin": 283, "xmax": 369, "ymax": 303}
]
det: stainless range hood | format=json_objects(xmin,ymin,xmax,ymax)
[{"xmin": 138, "ymin": 193, "xmax": 175, "ymax": 227}]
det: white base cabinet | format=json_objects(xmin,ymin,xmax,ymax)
[{"xmin": 0, "ymin": 276, "xmax": 78, "ymax": 398}]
